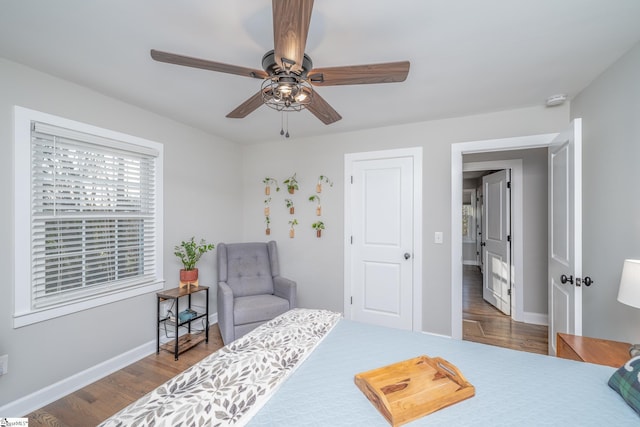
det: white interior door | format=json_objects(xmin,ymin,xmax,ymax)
[
  {"xmin": 482, "ymin": 169, "xmax": 511, "ymax": 315},
  {"xmin": 476, "ymin": 191, "xmax": 483, "ymax": 270},
  {"xmin": 549, "ymin": 119, "xmax": 582, "ymax": 355},
  {"xmin": 348, "ymin": 156, "xmax": 414, "ymax": 330}
]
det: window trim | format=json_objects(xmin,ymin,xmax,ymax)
[{"xmin": 13, "ymin": 106, "xmax": 164, "ymax": 328}]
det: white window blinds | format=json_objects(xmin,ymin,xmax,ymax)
[{"xmin": 30, "ymin": 121, "xmax": 159, "ymax": 309}]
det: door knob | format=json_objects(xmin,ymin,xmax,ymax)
[
  {"xmin": 560, "ymin": 274, "xmax": 574, "ymax": 285},
  {"xmin": 404, "ymin": 252, "xmax": 411, "ymax": 260},
  {"xmin": 583, "ymin": 276, "xmax": 594, "ymax": 287}
]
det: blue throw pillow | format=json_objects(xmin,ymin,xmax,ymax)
[{"xmin": 609, "ymin": 355, "xmax": 640, "ymax": 415}]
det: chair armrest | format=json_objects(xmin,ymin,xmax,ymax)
[
  {"xmin": 217, "ymin": 281, "xmax": 235, "ymax": 344},
  {"xmin": 273, "ymin": 276, "xmax": 297, "ymax": 309}
]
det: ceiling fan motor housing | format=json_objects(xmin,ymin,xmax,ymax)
[{"xmin": 261, "ymin": 49, "xmax": 313, "ymax": 78}]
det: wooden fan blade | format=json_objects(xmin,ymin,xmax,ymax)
[
  {"xmin": 308, "ymin": 61, "xmax": 410, "ymax": 86},
  {"xmin": 306, "ymin": 91, "xmax": 342, "ymax": 125},
  {"xmin": 226, "ymin": 91, "xmax": 265, "ymax": 118},
  {"xmin": 150, "ymin": 49, "xmax": 268, "ymax": 79},
  {"xmin": 272, "ymin": 0, "xmax": 314, "ymax": 72}
]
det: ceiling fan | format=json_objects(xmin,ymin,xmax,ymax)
[{"xmin": 150, "ymin": 0, "xmax": 410, "ymax": 125}]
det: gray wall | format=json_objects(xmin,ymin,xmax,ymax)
[
  {"xmin": 242, "ymin": 106, "xmax": 569, "ymax": 336},
  {"xmin": 571, "ymin": 41, "xmax": 640, "ymax": 343},
  {"xmin": 463, "ymin": 148, "xmax": 549, "ymax": 317},
  {"xmin": 0, "ymin": 58, "xmax": 244, "ymax": 405}
]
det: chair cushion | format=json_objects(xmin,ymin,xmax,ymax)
[
  {"xmin": 234, "ymin": 294, "xmax": 290, "ymax": 326},
  {"xmin": 226, "ymin": 243, "xmax": 274, "ymax": 297}
]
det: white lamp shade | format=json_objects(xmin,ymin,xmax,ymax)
[{"xmin": 618, "ymin": 259, "xmax": 640, "ymax": 309}]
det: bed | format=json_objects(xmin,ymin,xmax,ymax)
[{"xmin": 101, "ymin": 309, "xmax": 640, "ymax": 426}]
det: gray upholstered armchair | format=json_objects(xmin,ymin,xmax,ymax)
[{"xmin": 216, "ymin": 241, "xmax": 297, "ymax": 344}]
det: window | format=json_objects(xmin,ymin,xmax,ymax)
[
  {"xmin": 14, "ymin": 107, "xmax": 163, "ymax": 327},
  {"xmin": 462, "ymin": 189, "xmax": 476, "ymax": 242}
]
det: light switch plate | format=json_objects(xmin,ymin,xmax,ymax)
[{"xmin": 434, "ymin": 232, "xmax": 444, "ymax": 244}]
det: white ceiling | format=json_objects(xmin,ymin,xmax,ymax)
[{"xmin": 2, "ymin": 0, "xmax": 640, "ymax": 144}]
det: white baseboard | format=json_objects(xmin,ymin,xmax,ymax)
[
  {"xmin": 0, "ymin": 340, "xmax": 155, "ymax": 417},
  {"xmin": 0, "ymin": 311, "xmax": 219, "ymax": 417},
  {"xmin": 462, "ymin": 260, "xmax": 480, "ymax": 266},
  {"xmin": 522, "ymin": 311, "xmax": 548, "ymax": 326}
]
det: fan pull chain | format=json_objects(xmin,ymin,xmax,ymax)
[
  {"xmin": 280, "ymin": 112, "xmax": 285, "ymax": 136},
  {"xmin": 278, "ymin": 112, "xmax": 291, "ymax": 138},
  {"xmin": 285, "ymin": 113, "xmax": 290, "ymax": 138}
]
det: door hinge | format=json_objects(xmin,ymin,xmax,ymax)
[
  {"xmin": 507, "ymin": 181, "xmax": 511, "ymax": 189},
  {"xmin": 351, "ymin": 175, "xmax": 353, "ymax": 184},
  {"xmin": 350, "ymin": 236, "xmax": 353, "ymax": 244},
  {"xmin": 350, "ymin": 296, "xmax": 353, "ymax": 305},
  {"xmin": 508, "ymin": 288, "xmax": 512, "ymax": 296},
  {"xmin": 507, "ymin": 235, "xmax": 511, "ymax": 242}
]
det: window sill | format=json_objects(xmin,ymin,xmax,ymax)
[{"xmin": 14, "ymin": 280, "xmax": 164, "ymax": 328}]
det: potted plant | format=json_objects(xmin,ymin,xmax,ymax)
[
  {"xmin": 265, "ymin": 216, "xmax": 271, "ymax": 235},
  {"xmin": 263, "ymin": 177, "xmax": 280, "ymax": 195},
  {"xmin": 264, "ymin": 197, "xmax": 271, "ymax": 216},
  {"xmin": 285, "ymin": 198, "xmax": 295, "ymax": 214},
  {"xmin": 316, "ymin": 175, "xmax": 333, "ymax": 193},
  {"xmin": 309, "ymin": 194, "xmax": 322, "ymax": 216},
  {"xmin": 283, "ymin": 173, "xmax": 299, "ymax": 194},
  {"xmin": 174, "ymin": 237, "xmax": 214, "ymax": 284},
  {"xmin": 288, "ymin": 219, "xmax": 298, "ymax": 238},
  {"xmin": 312, "ymin": 221, "xmax": 325, "ymax": 238}
]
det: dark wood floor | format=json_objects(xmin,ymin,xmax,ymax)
[
  {"xmin": 25, "ymin": 325, "xmax": 224, "ymax": 427},
  {"xmin": 463, "ymin": 265, "xmax": 548, "ymax": 354}
]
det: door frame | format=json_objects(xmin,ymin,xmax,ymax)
[
  {"xmin": 465, "ymin": 161, "xmax": 521, "ymax": 320},
  {"xmin": 451, "ymin": 134, "xmax": 557, "ymax": 339},
  {"xmin": 344, "ymin": 147, "xmax": 423, "ymax": 331}
]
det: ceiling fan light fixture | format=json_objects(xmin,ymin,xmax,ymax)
[
  {"xmin": 261, "ymin": 76, "xmax": 313, "ymax": 112},
  {"xmin": 278, "ymin": 83, "xmax": 292, "ymax": 95}
]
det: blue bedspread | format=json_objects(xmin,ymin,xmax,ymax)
[{"xmin": 249, "ymin": 319, "xmax": 638, "ymax": 426}]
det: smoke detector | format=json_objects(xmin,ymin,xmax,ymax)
[{"xmin": 546, "ymin": 94, "xmax": 567, "ymax": 107}]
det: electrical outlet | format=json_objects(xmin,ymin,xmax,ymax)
[{"xmin": 0, "ymin": 354, "xmax": 8, "ymax": 376}]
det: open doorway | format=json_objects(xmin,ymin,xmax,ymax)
[
  {"xmin": 464, "ymin": 168, "xmax": 512, "ymax": 315},
  {"xmin": 461, "ymin": 165, "xmax": 547, "ymax": 354},
  {"xmin": 453, "ymin": 137, "xmax": 553, "ymax": 354}
]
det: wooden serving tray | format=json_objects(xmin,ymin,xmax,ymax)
[{"xmin": 354, "ymin": 355, "xmax": 475, "ymax": 426}]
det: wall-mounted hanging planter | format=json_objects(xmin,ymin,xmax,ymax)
[
  {"xmin": 309, "ymin": 195, "xmax": 322, "ymax": 216},
  {"xmin": 312, "ymin": 221, "xmax": 325, "ymax": 238},
  {"xmin": 316, "ymin": 175, "xmax": 333, "ymax": 193},
  {"xmin": 283, "ymin": 173, "xmax": 299, "ymax": 194},
  {"xmin": 264, "ymin": 197, "xmax": 271, "ymax": 216},
  {"xmin": 263, "ymin": 177, "xmax": 280, "ymax": 195},
  {"xmin": 285, "ymin": 198, "xmax": 295, "ymax": 215},
  {"xmin": 288, "ymin": 219, "xmax": 298, "ymax": 238},
  {"xmin": 265, "ymin": 216, "xmax": 271, "ymax": 235}
]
